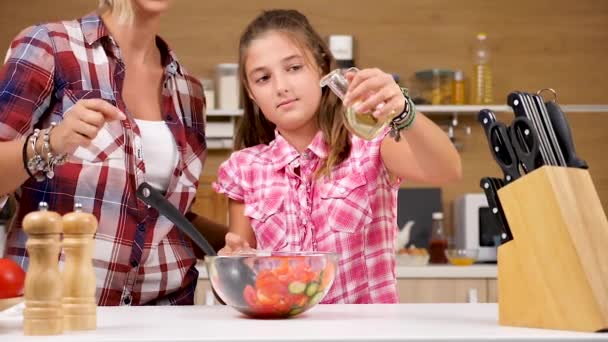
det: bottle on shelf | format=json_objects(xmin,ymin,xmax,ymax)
[
  {"xmin": 429, "ymin": 212, "xmax": 448, "ymax": 264},
  {"xmin": 472, "ymin": 32, "xmax": 493, "ymax": 105},
  {"xmin": 452, "ymin": 70, "xmax": 465, "ymax": 104}
]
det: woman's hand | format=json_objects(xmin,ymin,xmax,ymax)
[
  {"xmin": 343, "ymin": 68, "xmax": 404, "ymax": 121},
  {"xmin": 218, "ymin": 232, "xmax": 255, "ymax": 256},
  {"xmin": 50, "ymin": 99, "xmax": 126, "ymax": 155}
]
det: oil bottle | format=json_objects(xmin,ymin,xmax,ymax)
[{"xmin": 320, "ymin": 67, "xmax": 390, "ymax": 140}]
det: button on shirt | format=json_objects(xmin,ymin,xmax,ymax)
[
  {"xmin": 214, "ymin": 130, "xmax": 400, "ymax": 303},
  {"xmin": 0, "ymin": 13, "xmax": 207, "ymax": 305}
]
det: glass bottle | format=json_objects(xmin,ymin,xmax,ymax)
[
  {"xmin": 452, "ymin": 70, "xmax": 465, "ymax": 104},
  {"xmin": 472, "ymin": 32, "xmax": 493, "ymax": 105},
  {"xmin": 429, "ymin": 212, "xmax": 448, "ymax": 264},
  {"xmin": 320, "ymin": 67, "xmax": 390, "ymax": 140}
]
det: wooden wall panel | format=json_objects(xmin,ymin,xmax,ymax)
[{"xmin": 1, "ymin": 0, "xmax": 607, "ymax": 230}]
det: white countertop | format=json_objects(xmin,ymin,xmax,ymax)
[
  {"xmin": 1, "ymin": 304, "xmax": 605, "ymax": 341},
  {"xmin": 196, "ymin": 261, "xmax": 497, "ymax": 279}
]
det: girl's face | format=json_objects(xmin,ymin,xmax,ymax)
[{"xmin": 245, "ymin": 31, "xmax": 323, "ymax": 134}]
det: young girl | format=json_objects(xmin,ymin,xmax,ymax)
[{"xmin": 214, "ymin": 9, "xmax": 462, "ymax": 303}]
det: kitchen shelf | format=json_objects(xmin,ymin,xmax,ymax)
[{"xmin": 207, "ymin": 104, "xmax": 608, "ymax": 117}]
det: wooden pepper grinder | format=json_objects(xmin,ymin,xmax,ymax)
[
  {"xmin": 62, "ymin": 203, "xmax": 98, "ymax": 331},
  {"xmin": 22, "ymin": 201, "xmax": 63, "ymax": 336}
]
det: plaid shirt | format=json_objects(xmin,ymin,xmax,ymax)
[
  {"xmin": 0, "ymin": 13, "xmax": 207, "ymax": 306},
  {"xmin": 214, "ymin": 130, "xmax": 399, "ymax": 303}
]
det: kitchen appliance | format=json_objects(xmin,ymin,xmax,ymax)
[{"xmin": 453, "ymin": 193, "xmax": 503, "ymax": 263}]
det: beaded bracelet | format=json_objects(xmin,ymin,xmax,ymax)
[
  {"xmin": 389, "ymin": 88, "xmax": 417, "ymax": 142},
  {"xmin": 41, "ymin": 123, "xmax": 67, "ymax": 179},
  {"xmin": 21, "ymin": 132, "xmax": 36, "ymax": 178}
]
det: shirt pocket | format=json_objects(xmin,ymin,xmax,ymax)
[
  {"xmin": 244, "ymin": 189, "xmax": 288, "ymax": 251},
  {"xmin": 62, "ymin": 89, "xmax": 125, "ymax": 164},
  {"xmin": 319, "ymin": 171, "xmax": 372, "ymax": 234}
]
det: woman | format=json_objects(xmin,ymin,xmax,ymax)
[{"xmin": 0, "ymin": 0, "xmax": 225, "ymax": 305}]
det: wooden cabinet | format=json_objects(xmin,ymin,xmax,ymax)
[
  {"xmin": 193, "ymin": 262, "xmax": 498, "ymax": 305},
  {"xmin": 487, "ymin": 279, "xmax": 498, "ymax": 303},
  {"xmin": 190, "ymin": 175, "xmax": 228, "ymax": 225},
  {"xmin": 398, "ymin": 279, "xmax": 490, "ymax": 303},
  {"xmin": 195, "ymin": 278, "xmax": 498, "ymax": 305},
  {"xmin": 194, "ymin": 279, "xmax": 218, "ymax": 305}
]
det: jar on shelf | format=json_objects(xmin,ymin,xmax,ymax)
[
  {"xmin": 216, "ymin": 63, "xmax": 240, "ymax": 110},
  {"xmin": 411, "ymin": 69, "xmax": 455, "ymax": 105},
  {"xmin": 201, "ymin": 78, "xmax": 215, "ymax": 110}
]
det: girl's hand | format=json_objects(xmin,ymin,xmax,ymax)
[
  {"xmin": 218, "ymin": 232, "xmax": 255, "ymax": 256},
  {"xmin": 343, "ymin": 68, "xmax": 405, "ymax": 121}
]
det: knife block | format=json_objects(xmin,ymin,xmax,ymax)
[{"xmin": 497, "ymin": 166, "xmax": 608, "ymax": 332}]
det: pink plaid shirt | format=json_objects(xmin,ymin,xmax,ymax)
[
  {"xmin": 214, "ymin": 130, "xmax": 399, "ymax": 303},
  {"xmin": 1, "ymin": 13, "xmax": 207, "ymax": 305}
]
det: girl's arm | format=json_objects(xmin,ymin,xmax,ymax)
[
  {"xmin": 343, "ymin": 68, "xmax": 462, "ymax": 185},
  {"xmin": 381, "ymin": 113, "xmax": 462, "ymax": 185},
  {"xmin": 217, "ymin": 199, "xmax": 257, "ymax": 255}
]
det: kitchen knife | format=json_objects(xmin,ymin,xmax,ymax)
[
  {"xmin": 507, "ymin": 92, "xmax": 554, "ymax": 166},
  {"xmin": 522, "ymin": 92, "xmax": 559, "ymax": 166},
  {"xmin": 531, "ymin": 94, "xmax": 567, "ymax": 166},
  {"xmin": 480, "ymin": 177, "xmax": 513, "ymax": 244},
  {"xmin": 544, "ymin": 100, "xmax": 588, "ymax": 169}
]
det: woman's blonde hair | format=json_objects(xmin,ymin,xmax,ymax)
[
  {"xmin": 236, "ymin": 9, "xmax": 351, "ymax": 177},
  {"xmin": 98, "ymin": 0, "xmax": 134, "ymax": 24}
]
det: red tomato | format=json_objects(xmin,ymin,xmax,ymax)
[
  {"xmin": 0, "ymin": 258, "xmax": 26, "ymax": 299},
  {"xmin": 243, "ymin": 285, "xmax": 258, "ymax": 307}
]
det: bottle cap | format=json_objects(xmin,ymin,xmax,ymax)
[
  {"xmin": 454, "ymin": 70, "xmax": 464, "ymax": 81},
  {"xmin": 432, "ymin": 212, "xmax": 444, "ymax": 220}
]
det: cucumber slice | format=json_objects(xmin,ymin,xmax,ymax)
[
  {"xmin": 288, "ymin": 281, "xmax": 306, "ymax": 294},
  {"xmin": 289, "ymin": 307, "xmax": 305, "ymax": 316},
  {"xmin": 305, "ymin": 282, "xmax": 319, "ymax": 297},
  {"xmin": 309, "ymin": 292, "xmax": 324, "ymax": 305}
]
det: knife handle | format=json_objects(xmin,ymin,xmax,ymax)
[
  {"xmin": 480, "ymin": 177, "xmax": 513, "ymax": 244},
  {"xmin": 544, "ymin": 101, "xmax": 588, "ymax": 169}
]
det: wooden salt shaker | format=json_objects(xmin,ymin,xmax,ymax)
[
  {"xmin": 62, "ymin": 203, "xmax": 98, "ymax": 330},
  {"xmin": 22, "ymin": 202, "xmax": 63, "ymax": 336}
]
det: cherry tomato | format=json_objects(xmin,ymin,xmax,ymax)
[{"xmin": 0, "ymin": 258, "xmax": 26, "ymax": 299}]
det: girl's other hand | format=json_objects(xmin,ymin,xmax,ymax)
[{"xmin": 218, "ymin": 232, "xmax": 255, "ymax": 256}]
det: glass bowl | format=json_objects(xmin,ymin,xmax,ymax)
[
  {"xmin": 445, "ymin": 248, "xmax": 479, "ymax": 266},
  {"xmin": 204, "ymin": 251, "xmax": 339, "ymax": 318},
  {"xmin": 396, "ymin": 247, "xmax": 430, "ymax": 266}
]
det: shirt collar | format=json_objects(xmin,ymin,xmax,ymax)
[
  {"xmin": 80, "ymin": 12, "xmax": 183, "ymax": 77},
  {"xmin": 270, "ymin": 130, "xmax": 329, "ymax": 171}
]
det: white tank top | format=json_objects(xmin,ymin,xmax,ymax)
[{"xmin": 135, "ymin": 119, "xmax": 179, "ymax": 192}]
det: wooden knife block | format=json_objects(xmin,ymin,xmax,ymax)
[{"xmin": 497, "ymin": 166, "xmax": 608, "ymax": 332}]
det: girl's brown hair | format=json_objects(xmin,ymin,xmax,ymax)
[{"xmin": 235, "ymin": 9, "xmax": 351, "ymax": 176}]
